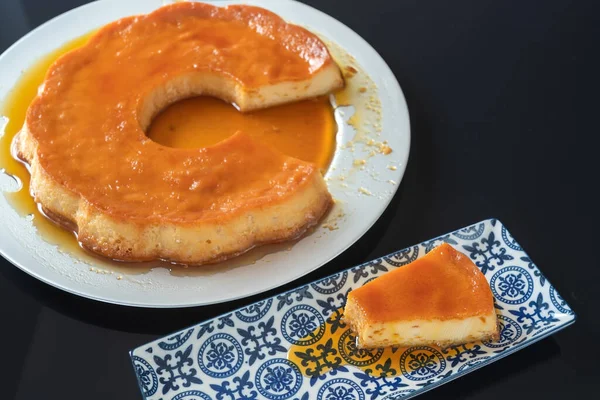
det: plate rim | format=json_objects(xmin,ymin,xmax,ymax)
[{"xmin": 0, "ymin": 0, "xmax": 411, "ymax": 308}]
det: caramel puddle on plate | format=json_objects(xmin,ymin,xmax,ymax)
[
  {"xmin": 0, "ymin": 31, "xmax": 97, "ymax": 259},
  {"xmin": 0, "ymin": 30, "xmax": 337, "ymax": 276},
  {"xmin": 288, "ymin": 307, "xmax": 484, "ymax": 379},
  {"xmin": 148, "ymin": 95, "xmax": 335, "ymax": 172}
]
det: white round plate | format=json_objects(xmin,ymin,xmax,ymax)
[{"xmin": 0, "ymin": 0, "xmax": 410, "ymax": 307}]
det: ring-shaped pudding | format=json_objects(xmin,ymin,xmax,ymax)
[{"xmin": 15, "ymin": 2, "xmax": 344, "ymax": 264}]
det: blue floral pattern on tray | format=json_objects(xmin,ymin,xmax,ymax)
[
  {"xmin": 197, "ymin": 333, "xmax": 243, "ymax": 378},
  {"xmin": 130, "ymin": 219, "xmax": 576, "ymax": 400}
]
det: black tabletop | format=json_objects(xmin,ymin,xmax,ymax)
[{"xmin": 1, "ymin": 0, "xmax": 598, "ymax": 399}]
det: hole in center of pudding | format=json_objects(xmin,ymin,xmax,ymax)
[{"xmin": 146, "ymin": 96, "xmax": 337, "ymax": 171}]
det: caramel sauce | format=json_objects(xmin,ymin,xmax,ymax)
[
  {"xmin": 287, "ymin": 307, "xmax": 481, "ymax": 379},
  {"xmin": 0, "ymin": 26, "xmax": 335, "ymax": 273},
  {"xmin": 0, "ymin": 32, "xmax": 96, "ymax": 254},
  {"xmin": 287, "ymin": 308, "xmax": 407, "ymax": 378},
  {"xmin": 348, "ymin": 244, "xmax": 495, "ymax": 322},
  {"xmin": 148, "ymin": 95, "xmax": 335, "ymax": 171},
  {"xmin": 334, "ymin": 83, "xmax": 353, "ymax": 107}
]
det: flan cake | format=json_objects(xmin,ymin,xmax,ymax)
[
  {"xmin": 344, "ymin": 243, "xmax": 499, "ymax": 348},
  {"xmin": 14, "ymin": 2, "xmax": 344, "ymax": 264}
]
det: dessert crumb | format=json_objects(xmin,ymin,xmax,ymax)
[
  {"xmin": 358, "ymin": 187, "xmax": 372, "ymax": 196},
  {"xmin": 323, "ymin": 224, "xmax": 338, "ymax": 231},
  {"xmin": 344, "ymin": 65, "xmax": 358, "ymax": 78}
]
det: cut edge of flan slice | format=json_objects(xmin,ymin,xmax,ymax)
[{"xmin": 344, "ymin": 243, "xmax": 499, "ymax": 349}]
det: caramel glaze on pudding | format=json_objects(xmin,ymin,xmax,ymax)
[
  {"xmin": 14, "ymin": 2, "xmax": 344, "ymax": 264},
  {"xmin": 344, "ymin": 243, "xmax": 499, "ymax": 349}
]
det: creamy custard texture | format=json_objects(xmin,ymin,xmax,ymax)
[{"xmin": 344, "ymin": 243, "xmax": 498, "ymax": 348}]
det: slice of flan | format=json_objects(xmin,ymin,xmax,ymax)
[{"xmin": 344, "ymin": 243, "xmax": 499, "ymax": 349}]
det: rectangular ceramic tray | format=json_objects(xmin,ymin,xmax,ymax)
[{"xmin": 130, "ymin": 219, "xmax": 576, "ymax": 400}]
